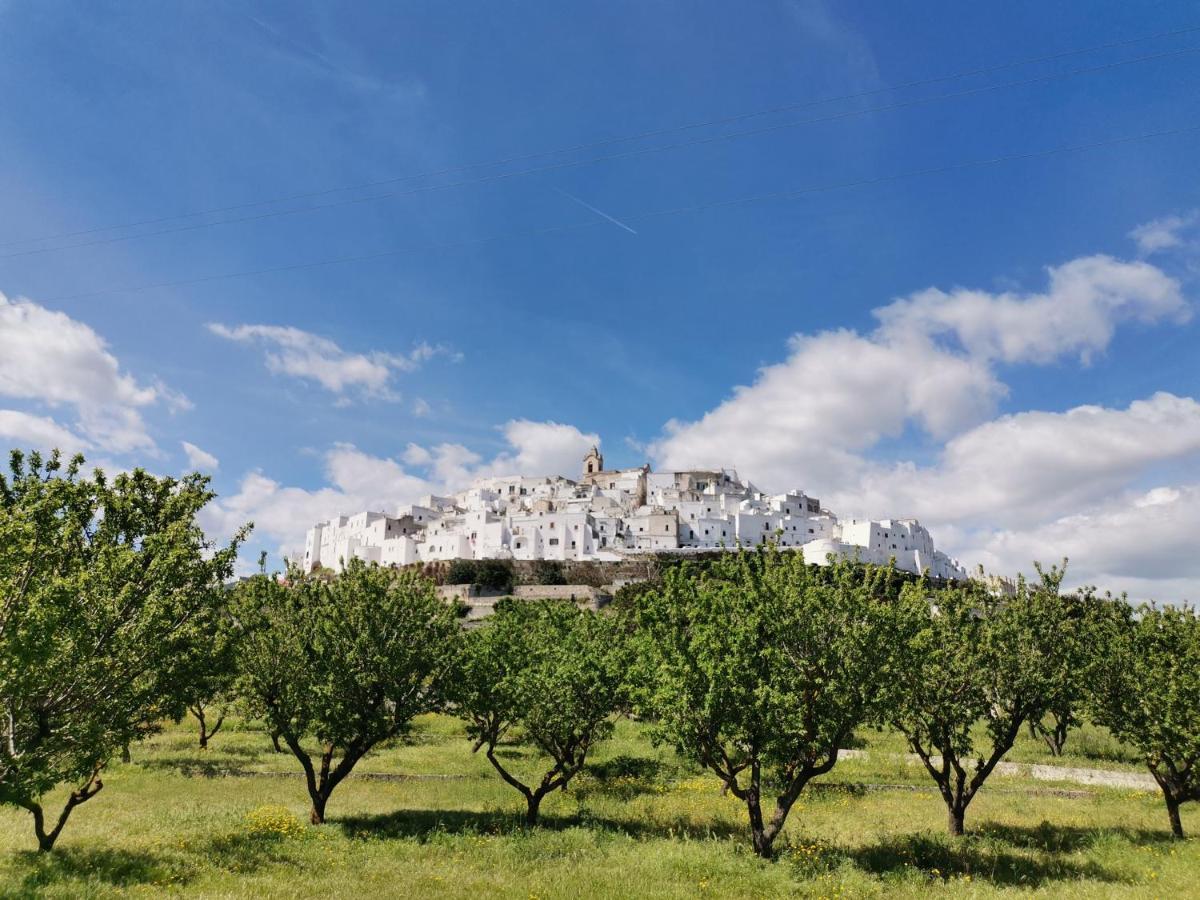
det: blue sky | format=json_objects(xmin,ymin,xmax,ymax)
[{"xmin": 1, "ymin": 1, "xmax": 1198, "ymax": 597}]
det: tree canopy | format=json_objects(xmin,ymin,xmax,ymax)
[
  {"xmin": 234, "ymin": 558, "xmax": 459, "ymax": 824},
  {"xmin": 1088, "ymin": 601, "xmax": 1200, "ymax": 837},
  {"xmin": 0, "ymin": 450, "xmax": 244, "ymax": 850},
  {"xmin": 448, "ymin": 599, "xmax": 629, "ymax": 825},
  {"xmin": 889, "ymin": 567, "xmax": 1074, "ymax": 836},
  {"xmin": 634, "ymin": 549, "xmax": 911, "ymax": 857}
]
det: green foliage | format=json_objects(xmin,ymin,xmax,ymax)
[
  {"xmin": 233, "ymin": 559, "xmax": 460, "ymax": 823},
  {"xmin": 1025, "ymin": 567, "xmax": 1108, "ymax": 757},
  {"xmin": 445, "ymin": 558, "xmax": 514, "ymax": 592},
  {"xmin": 1087, "ymin": 601, "xmax": 1200, "ymax": 837},
  {"xmin": 633, "ymin": 548, "xmax": 911, "ymax": 857},
  {"xmin": 888, "ymin": 566, "xmax": 1077, "ymax": 836},
  {"xmin": 444, "ymin": 559, "xmax": 477, "ymax": 587},
  {"xmin": 448, "ymin": 599, "xmax": 629, "ymax": 824},
  {"xmin": 0, "ymin": 449, "xmax": 244, "ymax": 850},
  {"xmin": 529, "ymin": 559, "xmax": 567, "ymax": 586}
]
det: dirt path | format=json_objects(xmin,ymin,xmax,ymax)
[{"xmin": 837, "ymin": 749, "xmax": 1156, "ymax": 791}]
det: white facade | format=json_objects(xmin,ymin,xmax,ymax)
[{"xmin": 303, "ymin": 448, "xmax": 966, "ymax": 580}]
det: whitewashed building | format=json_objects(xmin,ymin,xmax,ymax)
[{"xmin": 302, "ymin": 447, "xmax": 966, "ymax": 580}]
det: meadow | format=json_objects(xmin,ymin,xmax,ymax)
[{"xmin": 1, "ymin": 715, "xmax": 1195, "ymax": 899}]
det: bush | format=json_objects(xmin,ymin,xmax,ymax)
[{"xmin": 530, "ymin": 559, "xmax": 567, "ymax": 585}]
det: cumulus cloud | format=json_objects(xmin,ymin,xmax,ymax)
[
  {"xmin": 207, "ymin": 322, "xmax": 457, "ymax": 401},
  {"xmin": 650, "ymin": 248, "xmax": 1197, "ymax": 599},
  {"xmin": 960, "ymin": 484, "xmax": 1200, "ymax": 603},
  {"xmin": 0, "ymin": 410, "xmax": 88, "ymax": 454},
  {"xmin": 0, "ymin": 292, "xmax": 182, "ymax": 452},
  {"xmin": 206, "ymin": 420, "xmax": 598, "ymax": 560},
  {"xmin": 835, "ymin": 393, "xmax": 1200, "ymax": 530},
  {"xmin": 181, "ymin": 441, "xmax": 219, "ymax": 471},
  {"xmin": 1129, "ymin": 212, "xmax": 1198, "ymax": 255},
  {"xmin": 874, "ymin": 255, "xmax": 1187, "ymax": 364},
  {"xmin": 653, "ymin": 253, "xmax": 1188, "ymax": 491}
]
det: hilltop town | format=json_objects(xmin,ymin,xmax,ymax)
[{"xmin": 303, "ymin": 447, "xmax": 966, "ymax": 580}]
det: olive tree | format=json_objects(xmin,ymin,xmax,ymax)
[
  {"xmin": 234, "ymin": 558, "xmax": 459, "ymax": 824},
  {"xmin": 448, "ymin": 599, "xmax": 628, "ymax": 825},
  {"xmin": 889, "ymin": 568, "xmax": 1071, "ymax": 836},
  {"xmin": 0, "ymin": 450, "xmax": 244, "ymax": 851},
  {"xmin": 634, "ymin": 549, "xmax": 910, "ymax": 858},
  {"xmin": 1088, "ymin": 601, "xmax": 1200, "ymax": 838}
]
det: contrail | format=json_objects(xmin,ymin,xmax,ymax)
[{"xmin": 555, "ymin": 189, "xmax": 638, "ymax": 235}]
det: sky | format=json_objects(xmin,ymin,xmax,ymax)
[{"xmin": 1, "ymin": 0, "xmax": 1198, "ymax": 598}]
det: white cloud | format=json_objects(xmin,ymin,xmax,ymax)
[
  {"xmin": 0, "ymin": 410, "xmax": 88, "ymax": 454},
  {"xmin": 875, "ymin": 255, "xmax": 1187, "ymax": 364},
  {"xmin": 837, "ymin": 393, "xmax": 1200, "ymax": 530},
  {"xmin": 1129, "ymin": 212, "xmax": 1198, "ymax": 255},
  {"xmin": 649, "ymin": 247, "xmax": 1197, "ymax": 600},
  {"xmin": 206, "ymin": 420, "xmax": 598, "ymax": 559},
  {"xmin": 961, "ymin": 484, "xmax": 1200, "ymax": 603},
  {"xmin": 0, "ymin": 292, "xmax": 181, "ymax": 452},
  {"xmin": 181, "ymin": 440, "xmax": 219, "ymax": 471},
  {"xmin": 653, "ymin": 253, "xmax": 1188, "ymax": 491},
  {"xmin": 653, "ymin": 328, "xmax": 1001, "ymax": 490},
  {"xmin": 411, "ymin": 397, "xmax": 431, "ymax": 417},
  {"xmin": 207, "ymin": 322, "xmax": 457, "ymax": 400}
]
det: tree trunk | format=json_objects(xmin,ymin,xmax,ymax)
[
  {"xmin": 120, "ymin": 744, "xmax": 131, "ymax": 764},
  {"xmin": 525, "ymin": 793, "xmax": 542, "ymax": 826},
  {"xmin": 948, "ymin": 806, "xmax": 965, "ymax": 837},
  {"xmin": 1165, "ymin": 795, "xmax": 1184, "ymax": 839},
  {"xmin": 197, "ymin": 708, "xmax": 208, "ymax": 750},
  {"xmin": 745, "ymin": 787, "xmax": 775, "ymax": 859},
  {"xmin": 270, "ymin": 731, "xmax": 283, "ymax": 753},
  {"xmin": 310, "ymin": 792, "xmax": 327, "ymax": 825},
  {"xmin": 19, "ymin": 769, "xmax": 104, "ymax": 852}
]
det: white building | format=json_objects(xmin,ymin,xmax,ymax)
[{"xmin": 302, "ymin": 447, "xmax": 966, "ymax": 580}]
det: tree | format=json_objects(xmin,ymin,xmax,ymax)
[
  {"xmin": 474, "ymin": 559, "xmax": 514, "ymax": 592},
  {"xmin": 530, "ymin": 559, "xmax": 567, "ymax": 586},
  {"xmin": 634, "ymin": 549, "xmax": 909, "ymax": 858},
  {"xmin": 889, "ymin": 568, "xmax": 1071, "ymax": 836},
  {"xmin": 1023, "ymin": 563, "xmax": 1100, "ymax": 757},
  {"xmin": 234, "ymin": 559, "xmax": 459, "ymax": 824},
  {"xmin": 1087, "ymin": 601, "xmax": 1200, "ymax": 838},
  {"xmin": 445, "ymin": 558, "xmax": 513, "ymax": 592},
  {"xmin": 166, "ymin": 595, "xmax": 241, "ymax": 750},
  {"xmin": 448, "ymin": 599, "xmax": 628, "ymax": 825},
  {"xmin": 0, "ymin": 450, "xmax": 244, "ymax": 851}
]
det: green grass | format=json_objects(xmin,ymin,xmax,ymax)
[{"xmin": 1, "ymin": 716, "xmax": 1196, "ymax": 898}]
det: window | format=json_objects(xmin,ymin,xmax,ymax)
[{"xmin": 549, "ymin": 538, "xmax": 559, "ymax": 546}]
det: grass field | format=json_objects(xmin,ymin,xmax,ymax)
[{"xmin": 1, "ymin": 715, "xmax": 1195, "ymax": 898}]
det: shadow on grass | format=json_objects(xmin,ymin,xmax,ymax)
[
  {"xmin": 336, "ymin": 807, "xmax": 747, "ymax": 843},
  {"xmin": 197, "ymin": 830, "xmax": 304, "ymax": 876},
  {"xmin": 848, "ymin": 831, "xmax": 1126, "ymax": 887},
  {"xmin": 14, "ymin": 846, "xmax": 174, "ymax": 892},
  {"xmin": 136, "ymin": 756, "xmax": 259, "ymax": 778},
  {"xmin": 975, "ymin": 820, "xmax": 1175, "ymax": 853}
]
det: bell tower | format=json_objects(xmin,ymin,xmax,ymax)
[{"xmin": 582, "ymin": 446, "xmax": 604, "ymax": 477}]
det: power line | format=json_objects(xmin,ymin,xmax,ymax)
[
  {"xmin": 4, "ymin": 42, "xmax": 1197, "ymax": 262},
  {"xmin": 42, "ymin": 121, "xmax": 1200, "ymax": 303}
]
